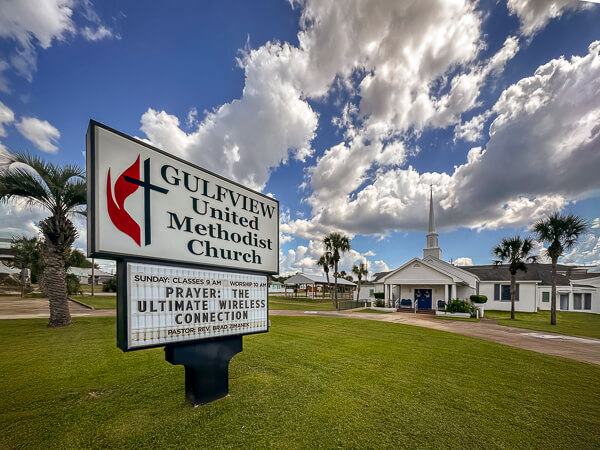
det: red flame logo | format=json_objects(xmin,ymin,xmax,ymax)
[{"xmin": 106, "ymin": 156, "xmax": 141, "ymax": 246}]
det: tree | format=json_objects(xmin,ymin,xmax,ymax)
[
  {"xmin": 0, "ymin": 153, "xmax": 86, "ymax": 327},
  {"xmin": 534, "ymin": 213, "xmax": 588, "ymax": 325},
  {"xmin": 352, "ymin": 262, "xmax": 368, "ymax": 301},
  {"xmin": 10, "ymin": 236, "xmax": 44, "ymax": 297},
  {"xmin": 66, "ymin": 248, "xmax": 97, "ymax": 269},
  {"xmin": 492, "ymin": 236, "xmax": 538, "ymax": 320},
  {"xmin": 323, "ymin": 232, "xmax": 351, "ymax": 308},
  {"xmin": 317, "ymin": 252, "xmax": 333, "ymax": 303}
]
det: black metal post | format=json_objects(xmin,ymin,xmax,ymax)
[{"xmin": 165, "ymin": 336, "xmax": 243, "ymax": 406}]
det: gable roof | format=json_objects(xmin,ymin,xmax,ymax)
[
  {"xmin": 461, "ymin": 264, "xmax": 571, "ymax": 286},
  {"xmin": 380, "ymin": 257, "xmax": 467, "ymax": 284},
  {"xmin": 284, "ymin": 273, "xmax": 356, "ymax": 286},
  {"xmin": 372, "ymin": 271, "xmax": 390, "ymax": 282}
]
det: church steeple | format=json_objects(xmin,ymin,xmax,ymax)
[
  {"xmin": 423, "ymin": 185, "xmax": 442, "ymax": 259},
  {"xmin": 428, "ymin": 185, "xmax": 436, "ymax": 233}
]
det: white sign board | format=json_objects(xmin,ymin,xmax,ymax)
[
  {"xmin": 121, "ymin": 262, "xmax": 268, "ymax": 350},
  {"xmin": 87, "ymin": 120, "xmax": 279, "ymax": 274}
]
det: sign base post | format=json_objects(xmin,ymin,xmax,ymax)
[{"xmin": 165, "ymin": 336, "xmax": 243, "ymax": 406}]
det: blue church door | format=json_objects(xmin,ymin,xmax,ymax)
[{"xmin": 414, "ymin": 289, "xmax": 432, "ymax": 309}]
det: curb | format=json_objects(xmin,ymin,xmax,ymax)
[{"xmin": 69, "ymin": 297, "xmax": 95, "ymax": 310}]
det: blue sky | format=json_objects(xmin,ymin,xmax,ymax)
[{"xmin": 0, "ymin": 0, "xmax": 599, "ymax": 276}]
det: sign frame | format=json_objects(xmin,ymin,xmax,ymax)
[
  {"xmin": 116, "ymin": 257, "xmax": 270, "ymax": 352},
  {"xmin": 86, "ymin": 119, "xmax": 279, "ymax": 275}
]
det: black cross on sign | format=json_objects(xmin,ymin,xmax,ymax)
[{"xmin": 123, "ymin": 158, "xmax": 169, "ymax": 245}]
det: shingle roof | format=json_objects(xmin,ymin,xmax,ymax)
[
  {"xmin": 461, "ymin": 264, "xmax": 572, "ymax": 286},
  {"xmin": 284, "ymin": 273, "xmax": 356, "ymax": 286},
  {"xmin": 372, "ymin": 271, "xmax": 390, "ymax": 282}
]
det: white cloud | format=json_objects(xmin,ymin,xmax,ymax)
[
  {"xmin": 561, "ymin": 232, "xmax": 600, "ymax": 266},
  {"xmin": 279, "ymin": 238, "xmax": 389, "ymax": 277},
  {"xmin": 0, "ymin": 0, "xmax": 117, "ymax": 81},
  {"xmin": 0, "ymin": 198, "xmax": 46, "ymax": 239},
  {"xmin": 16, "ymin": 117, "xmax": 60, "ymax": 153},
  {"xmin": 0, "ymin": 101, "xmax": 15, "ymax": 137},
  {"xmin": 286, "ymin": 41, "xmax": 600, "ymax": 239},
  {"xmin": 139, "ymin": 0, "xmax": 497, "ymax": 191},
  {"xmin": 453, "ymin": 257, "xmax": 473, "ymax": 266},
  {"xmin": 591, "ymin": 218, "xmax": 600, "ymax": 229},
  {"xmin": 507, "ymin": 0, "xmax": 592, "ymax": 37},
  {"xmin": 186, "ymin": 107, "xmax": 198, "ymax": 128},
  {"xmin": 454, "ymin": 111, "xmax": 492, "ymax": 142},
  {"xmin": 80, "ymin": 25, "xmax": 113, "ymax": 41}
]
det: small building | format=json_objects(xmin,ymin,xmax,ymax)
[
  {"xmin": 268, "ymin": 281, "xmax": 293, "ymax": 294},
  {"xmin": 284, "ymin": 273, "xmax": 356, "ymax": 299},
  {"xmin": 67, "ymin": 267, "xmax": 114, "ymax": 285}
]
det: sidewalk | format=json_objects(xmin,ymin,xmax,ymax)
[{"xmin": 270, "ymin": 309, "xmax": 600, "ymax": 365}]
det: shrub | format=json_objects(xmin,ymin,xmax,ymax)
[
  {"xmin": 66, "ymin": 273, "xmax": 80, "ymax": 295},
  {"xmin": 374, "ymin": 292, "xmax": 384, "ymax": 300},
  {"xmin": 470, "ymin": 295, "xmax": 488, "ymax": 304},
  {"xmin": 102, "ymin": 277, "xmax": 117, "ymax": 292},
  {"xmin": 446, "ymin": 299, "xmax": 477, "ymax": 317},
  {"xmin": 375, "ymin": 299, "xmax": 385, "ymax": 307}
]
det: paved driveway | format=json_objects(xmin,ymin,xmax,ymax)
[{"xmin": 0, "ymin": 296, "xmax": 115, "ymax": 319}]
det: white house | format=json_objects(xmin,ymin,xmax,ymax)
[{"xmin": 366, "ymin": 188, "xmax": 598, "ymax": 313}]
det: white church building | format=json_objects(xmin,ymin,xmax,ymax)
[{"xmin": 360, "ymin": 189, "xmax": 600, "ymax": 314}]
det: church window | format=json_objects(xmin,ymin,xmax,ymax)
[
  {"xmin": 584, "ymin": 294, "xmax": 592, "ymax": 310},
  {"xmin": 497, "ymin": 284, "xmax": 520, "ymax": 301},
  {"xmin": 542, "ymin": 292, "xmax": 550, "ymax": 302},
  {"xmin": 574, "ymin": 293, "xmax": 582, "ymax": 310}
]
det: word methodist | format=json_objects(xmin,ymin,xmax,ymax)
[
  {"xmin": 122, "ymin": 262, "xmax": 268, "ymax": 350},
  {"xmin": 87, "ymin": 121, "xmax": 279, "ymax": 273}
]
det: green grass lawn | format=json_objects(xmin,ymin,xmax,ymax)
[
  {"xmin": 1, "ymin": 317, "xmax": 599, "ymax": 448},
  {"xmin": 485, "ymin": 310, "xmax": 600, "ymax": 339},
  {"xmin": 71, "ymin": 295, "xmax": 116, "ymax": 310},
  {"xmin": 268, "ymin": 298, "xmax": 335, "ymax": 311}
]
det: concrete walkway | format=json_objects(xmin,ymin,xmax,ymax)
[
  {"xmin": 2, "ymin": 297, "xmax": 598, "ymax": 365},
  {"xmin": 270, "ymin": 309, "xmax": 600, "ymax": 366},
  {"xmin": 0, "ymin": 297, "xmax": 115, "ymax": 319}
]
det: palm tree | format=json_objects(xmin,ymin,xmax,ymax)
[
  {"xmin": 323, "ymin": 232, "xmax": 351, "ymax": 309},
  {"xmin": 352, "ymin": 262, "xmax": 368, "ymax": 302},
  {"xmin": 533, "ymin": 213, "xmax": 589, "ymax": 325},
  {"xmin": 0, "ymin": 153, "xmax": 86, "ymax": 327},
  {"xmin": 317, "ymin": 252, "xmax": 333, "ymax": 303},
  {"xmin": 492, "ymin": 236, "xmax": 538, "ymax": 320},
  {"xmin": 10, "ymin": 236, "xmax": 44, "ymax": 297}
]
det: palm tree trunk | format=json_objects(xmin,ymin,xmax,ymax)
[
  {"xmin": 357, "ymin": 278, "xmax": 361, "ymax": 303},
  {"xmin": 334, "ymin": 261, "xmax": 338, "ymax": 309},
  {"xmin": 43, "ymin": 241, "xmax": 72, "ymax": 327},
  {"xmin": 551, "ymin": 257, "xmax": 557, "ymax": 326},
  {"xmin": 20, "ymin": 265, "xmax": 25, "ymax": 298},
  {"xmin": 510, "ymin": 272, "xmax": 516, "ymax": 320},
  {"xmin": 325, "ymin": 272, "xmax": 333, "ymax": 307}
]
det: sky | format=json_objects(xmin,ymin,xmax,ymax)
[{"xmin": 0, "ymin": 0, "xmax": 599, "ymax": 277}]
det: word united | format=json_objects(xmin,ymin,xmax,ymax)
[{"xmin": 161, "ymin": 165, "xmax": 275, "ymax": 266}]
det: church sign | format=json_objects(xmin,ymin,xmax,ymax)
[
  {"xmin": 87, "ymin": 120, "xmax": 278, "ymax": 274},
  {"xmin": 86, "ymin": 120, "xmax": 277, "ymax": 405},
  {"xmin": 120, "ymin": 261, "xmax": 268, "ymax": 350}
]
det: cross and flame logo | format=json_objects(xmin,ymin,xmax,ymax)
[{"xmin": 106, "ymin": 155, "xmax": 169, "ymax": 246}]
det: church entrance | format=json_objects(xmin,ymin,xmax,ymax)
[{"xmin": 414, "ymin": 289, "xmax": 432, "ymax": 309}]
